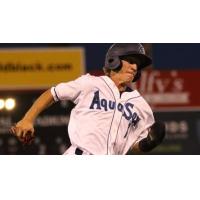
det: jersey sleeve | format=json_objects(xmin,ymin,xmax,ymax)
[
  {"xmin": 134, "ymin": 108, "xmax": 155, "ymax": 144},
  {"xmin": 50, "ymin": 74, "xmax": 88, "ymax": 103},
  {"xmin": 123, "ymin": 102, "xmax": 155, "ymax": 155}
]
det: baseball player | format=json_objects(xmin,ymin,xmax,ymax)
[{"xmin": 10, "ymin": 43, "xmax": 165, "ymax": 155}]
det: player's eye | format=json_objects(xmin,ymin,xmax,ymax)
[
  {"xmin": 120, "ymin": 56, "xmax": 139, "ymax": 65},
  {"xmin": 127, "ymin": 58, "xmax": 138, "ymax": 65},
  {"xmin": 128, "ymin": 60, "xmax": 135, "ymax": 64}
]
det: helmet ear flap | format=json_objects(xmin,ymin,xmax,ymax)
[
  {"xmin": 132, "ymin": 71, "xmax": 141, "ymax": 82},
  {"xmin": 105, "ymin": 56, "xmax": 121, "ymax": 70}
]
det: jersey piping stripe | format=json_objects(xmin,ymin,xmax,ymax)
[
  {"xmin": 113, "ymin": 96, "xmax": 141, "ymax": 154},
  {"xmin": 54, "ymin": 87, "xmax": 60, "ymax": 101},
  {"xmin": 113, "ymin": 112, "xmax": 124, "ymax": 153},
  {"xmin": 125, "ymin": 96, "xmax": 141, "ymax": 102},
  {"xmin": 100, "ymin": 77, "xmax": 117, "ymax": 155},
  {"xmin": 121, "ymin": 127, "xmax": 132, "ymax": 154},
  {"xmin": 122, "ymin": 96, "xmax": 142, "ymax": 154}
]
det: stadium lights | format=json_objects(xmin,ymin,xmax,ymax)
[
  {"xmin": 0, "ymin": 99, "xmax": 5, "ymax": 110},
  {"xmin": 0, "ymin": 98, "xmax": 16, "ymax": 111},
  {"xmin": 5, "ymin": 98, "xmax": 16, "ymax": 110}
]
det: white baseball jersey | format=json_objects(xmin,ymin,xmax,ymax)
[{"xmin": 51, "ymin": 74, "xmax": 155, "ymax": 155}]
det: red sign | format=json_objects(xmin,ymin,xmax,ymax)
[{"xmin": 136, "ymin": 69, "xmax": 200, "ymax": 111}]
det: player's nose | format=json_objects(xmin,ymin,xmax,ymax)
[{"xmin": 129, "ymin": 64, "xmax": 138, "ymax": 74}]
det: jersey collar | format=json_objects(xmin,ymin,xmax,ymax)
[{"xmin": 101, "ymin": 75, "xmax": 134, "ymax": 93}]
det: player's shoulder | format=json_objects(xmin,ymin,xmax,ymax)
[
  {"xmin": 76, "ymin": 73, "xmax": 102, "ymax": 89},
  {"xmin": 134, "ymin": 90, "xmax": 153, "ymax": 114},
  {"xmin": 79, "ymin": 73, "xmax": 100, "ymax": 81}
]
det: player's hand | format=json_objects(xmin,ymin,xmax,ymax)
[
  {"xmin": 10, "ymin": 119, "xmax": 35, "ymax": 145},
  {"xmin": 147, "ymin": 121, "xmax": 166, "ymax": 144}
]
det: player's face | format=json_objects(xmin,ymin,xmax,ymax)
[{"xmin": 117, "ymin": 58, "xmax": 138, "ymax": 83}]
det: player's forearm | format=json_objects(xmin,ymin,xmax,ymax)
[
  {"xmin": 131, "ymin": 121, "xmax": 166, "ymax": 153},
  {"xmin": 22, "ymin": 89, "xmax": 55, "ymax": 123},
  {"xmin": 138, "ymin": 121, "xmax": 166, "ymax": 152}
]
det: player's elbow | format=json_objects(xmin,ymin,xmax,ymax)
[{"xmin": 138, "ymin": 121, "xmax": 166, "ymax": 153}]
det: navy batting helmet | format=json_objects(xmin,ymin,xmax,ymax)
[{"xmin": 104, "ymin": 43, "xmax": 152, "ymax": 70}]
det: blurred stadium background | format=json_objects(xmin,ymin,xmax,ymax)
[{"xmin": 0, "ymin": 43, "xmax": 200, "ymax": 155}]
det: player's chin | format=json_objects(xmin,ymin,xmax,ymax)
[
  {"xmin": 126, "ymin": 76, "xmax": 134, "ymax": 83},
  {"xmin": 121, "ymin": 74, "xmax": 134, "ymax": 84}
]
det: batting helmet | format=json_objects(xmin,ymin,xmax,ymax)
[{"xmin": 104, "ymin": 43, "xmax": 152, "ymax": 70}]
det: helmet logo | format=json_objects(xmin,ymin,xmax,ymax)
[{"xmin": 138, "ymin": 44, "xmax": 145, "ymax": 54}]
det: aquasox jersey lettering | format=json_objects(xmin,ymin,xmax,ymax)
[
  {"xmin": 51, "ymin": 74, "xmax": 155, "ymax": 155},
  {"xmin": 89, "ymin": 91, "xmax": 141, "ymax": 127}
]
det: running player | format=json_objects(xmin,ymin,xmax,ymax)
[{"xmin": 10, "ymin": 43, "xmax": 165, "ymax": 155}]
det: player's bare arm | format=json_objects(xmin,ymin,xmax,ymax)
[
  {"xmin": 131, "ymin": 121, "xmax": 166, "ymax": 153},
  {"xmin": 10, "ymin": 44, "xmax": 165, "ymax": 155},
  {"xmin": 10, "ymin": 89, "xmax": 55, "ymax": 144}
]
